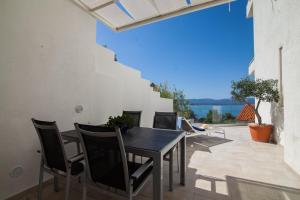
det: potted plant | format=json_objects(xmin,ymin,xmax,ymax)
[
  {"xmin": 231, "ymin": 77, "xmax": 279, "ymax": 142},
  {"xmin": 105, "ymin": 115, "xmax": 134, "ymax": 134}
]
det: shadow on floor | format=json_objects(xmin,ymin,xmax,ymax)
[
  {"xmin": 186, "ymin": 135, "xmax": 232, "ymax": 153},
  {"xmin": 192, "ymin": 174, "xmax": 229, "ymax": 200},
  {"xmin": 188, "ymin": 173, "xmax": 300, "ymax": 200},
  {"xmin": 226, "ymin": 176, "xmax": 300, "ymax": 200},
  {"xmin": 184, "ymin": 137, "xmax": 300, "ymax": 200}
]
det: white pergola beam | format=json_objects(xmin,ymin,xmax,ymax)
[
  {"xmin": 117, "ymin": 0, "xmax": 233, "ymax": 31},
  {"xmin": 89, "ymin": 0, "xmax": 115, "ymax": 12},
  {"xmin": 72, "ymin": 0, "xmax": 234, "ymax": 32}
]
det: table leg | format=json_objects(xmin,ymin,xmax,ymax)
[
  {"xmin": 153, "ymin": 153, "xmax": 163, "ymax": 200},
  {"xmin": 169, "ymin": 149, "xmax": 173, "ymax": 191},
  {"xmin": 180, "ymin": 137, "xmax": 186, "ymax": 185}
]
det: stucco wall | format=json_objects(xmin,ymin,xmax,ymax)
[
  {"xmin": 251, "ymin": 0, "xmax": 300, "ymax": 174},
  {"xmin": 0, "ymin": 0, "xmax": 173, "ymax": 198}
]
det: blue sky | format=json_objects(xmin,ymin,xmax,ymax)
[{"xmin": 96, "ymin": 0, "xmax": 253, "ymax": 99}]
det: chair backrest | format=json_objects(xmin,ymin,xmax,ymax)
[
  {"xmin": 122, "ymin": 111, "xmax": 142, "ymax": 127},
  {"xmin": 32, "ymin": 118, "xmax": 67, "ymax": 172},
  {"xmin": 181, "ymin": 118, "xmax": 195, "ymax": 132},
  {"xmin": 75, "ymin": 123, "xmax": 129, "ymax": 192},
  {"xmin": 153, "ymin": 112, "xmax": 177, "ymax": 130}
]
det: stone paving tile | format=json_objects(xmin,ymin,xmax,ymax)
[{"xmin": 11, "ymin": 126, "xmax": 300, "ymax": 200}]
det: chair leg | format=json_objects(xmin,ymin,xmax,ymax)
[
  {"xmin": 54, "ymin": 175, "xmax": 59, "ymax": 192},
  {"xmin": 176, "ymin": 145, "xmax": 180, "ymax": 173},
  {"xmin": 169, "ymin": 150, "xmax": 173, "ymax": 192},
  {"xmin": 65, "ymin": 170, "xmax": 71, "ymax": 200},
  {"xmin": 37, "ymin": 163, "xmax": 44, "ymax": 200},
  {"xmin": 128, "ymin": 181, "xmax": 133, "ymax": 200},
  {"xmin": 82, "ymin": 172, "xmax": 87, "ymax": 200}
]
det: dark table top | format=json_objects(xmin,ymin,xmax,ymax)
[{"xmin": 62, "ymin": 127, "xmax": 185, "ymax": 153}]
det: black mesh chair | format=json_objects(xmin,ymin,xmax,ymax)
[
  {"xmin": 32, "ymin": 119, "xmax": 85, "ymax": 200},
  {"xmin": 153, "ymin": 112, "xmax": 177, "ymax": 130},
  {"xmin": 122, "ymin": 111, "xmax": 142, "ymax": 162},
  {"xmin": 153, "ymin": 112, "xmax": 178, "ymax": 191},
  {"xmin": 75, "ymin": 123, "xmax": 153, "ymax": 200},
  {"xmin": 122, "ymin": 111, "xmax": 142, "ymax": 127}
]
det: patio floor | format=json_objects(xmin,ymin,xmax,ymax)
[{"xmin": 11, "ymin": 126, "xmax": 300, "ymax": 200}]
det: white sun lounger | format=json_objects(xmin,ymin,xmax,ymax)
[{"xmin": 181, "ymin": 118, "xmax": 226, "ymax": 138}]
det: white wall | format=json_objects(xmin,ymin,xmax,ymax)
[
  {"xmin": 251, "ymin": 0, "xmax": 300, "ymax": 174},
  {"xmin": 0, "ymin": 0, "xmax": 173, "ymax": 198}
]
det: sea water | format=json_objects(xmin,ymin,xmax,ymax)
[{"xmin": 189, "ymin": 105, "xmax": 244, "ymax": 118}]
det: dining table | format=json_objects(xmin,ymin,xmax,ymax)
[{"xmin": 61, "ymin": 126, "xmax": 186, "ymax": 200}]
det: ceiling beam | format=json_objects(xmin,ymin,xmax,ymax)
[
  {"xmin": 116, "ymin": 0, "xmax": 233, "ymax": 31},
  {"xmin": 71, "ymin": 0, "xmax": 116, "ymax": 30},
  {"xmin": 72, "ymin": 0, "xmax": 234, "ymax": 32},
  {"xmin": 148, "ymin": 0, "xmax": 160, "ymax": 14},
  {"xmin": 89, "ymin": 0, "xmax": 115, "ymax": 12}
]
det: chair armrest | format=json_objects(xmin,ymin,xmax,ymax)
[
  {"xmin": 67, "ymin": 153, "xmax": 84, "ymax": 163},
  {"xmin": 63, "ymin": 140, "xmax": 76, "ymax": 145},
  {"xmin": 131, "ymin": 159, "xmax": 153, "ymax": 180}
]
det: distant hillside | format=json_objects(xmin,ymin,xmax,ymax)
[{"xmin": 188, "ymin": 98, "xmax": 255, "ymax": 105}]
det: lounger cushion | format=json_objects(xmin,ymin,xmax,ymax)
[{"xmin": 192, "ymin": 125, "xmax": 205, "ymax": 131}]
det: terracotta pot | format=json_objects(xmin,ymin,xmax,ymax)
[{"xmin": 248, "ymin": 123, "xmax": 273, "ymax": 143}]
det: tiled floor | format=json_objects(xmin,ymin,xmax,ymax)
[{"xmin": 13, "ymin": 126, "xmax": 300, "ymax": 200}]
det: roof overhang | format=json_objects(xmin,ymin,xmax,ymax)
[
  {"xmin": 72, "ymin": 0, "xmax": 234, "ymax": 32},
  {"xmin": 248, "ymin": 57, "xmax": 255, "ymax": 75},
  {"xmin": 246, "ymin": 0, "xmax": 253, "ymax": 18}
]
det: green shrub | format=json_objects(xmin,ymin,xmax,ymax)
[{"xmin": 105, "ymin": 115, "xmax": 134, "ymax": 129}]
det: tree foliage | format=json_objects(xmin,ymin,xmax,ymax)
[
  {"xmin": 159, "ymin": 82, "xmax": 173, "ymax": 99},
  {"xmin": 198, "ymin": 111, "xmax": 236, "ymax": 124},
  {"xmin": 105, "ymin": 115, "xmax": 134, "ymax": 129},
  {"xmin": 150, "ymin": 82, "xmax": 195, "ymax": 119},
  {"xmin": 223, "ymin": 112, "xmax": 235, "ymax": 121},
  {"xmin": 231, "ymin": 77, "xmax": 279, "ymax": 125},
  {"xmin": 204, "ymin": 110, "xmax": 213, "ymax": 123}
]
